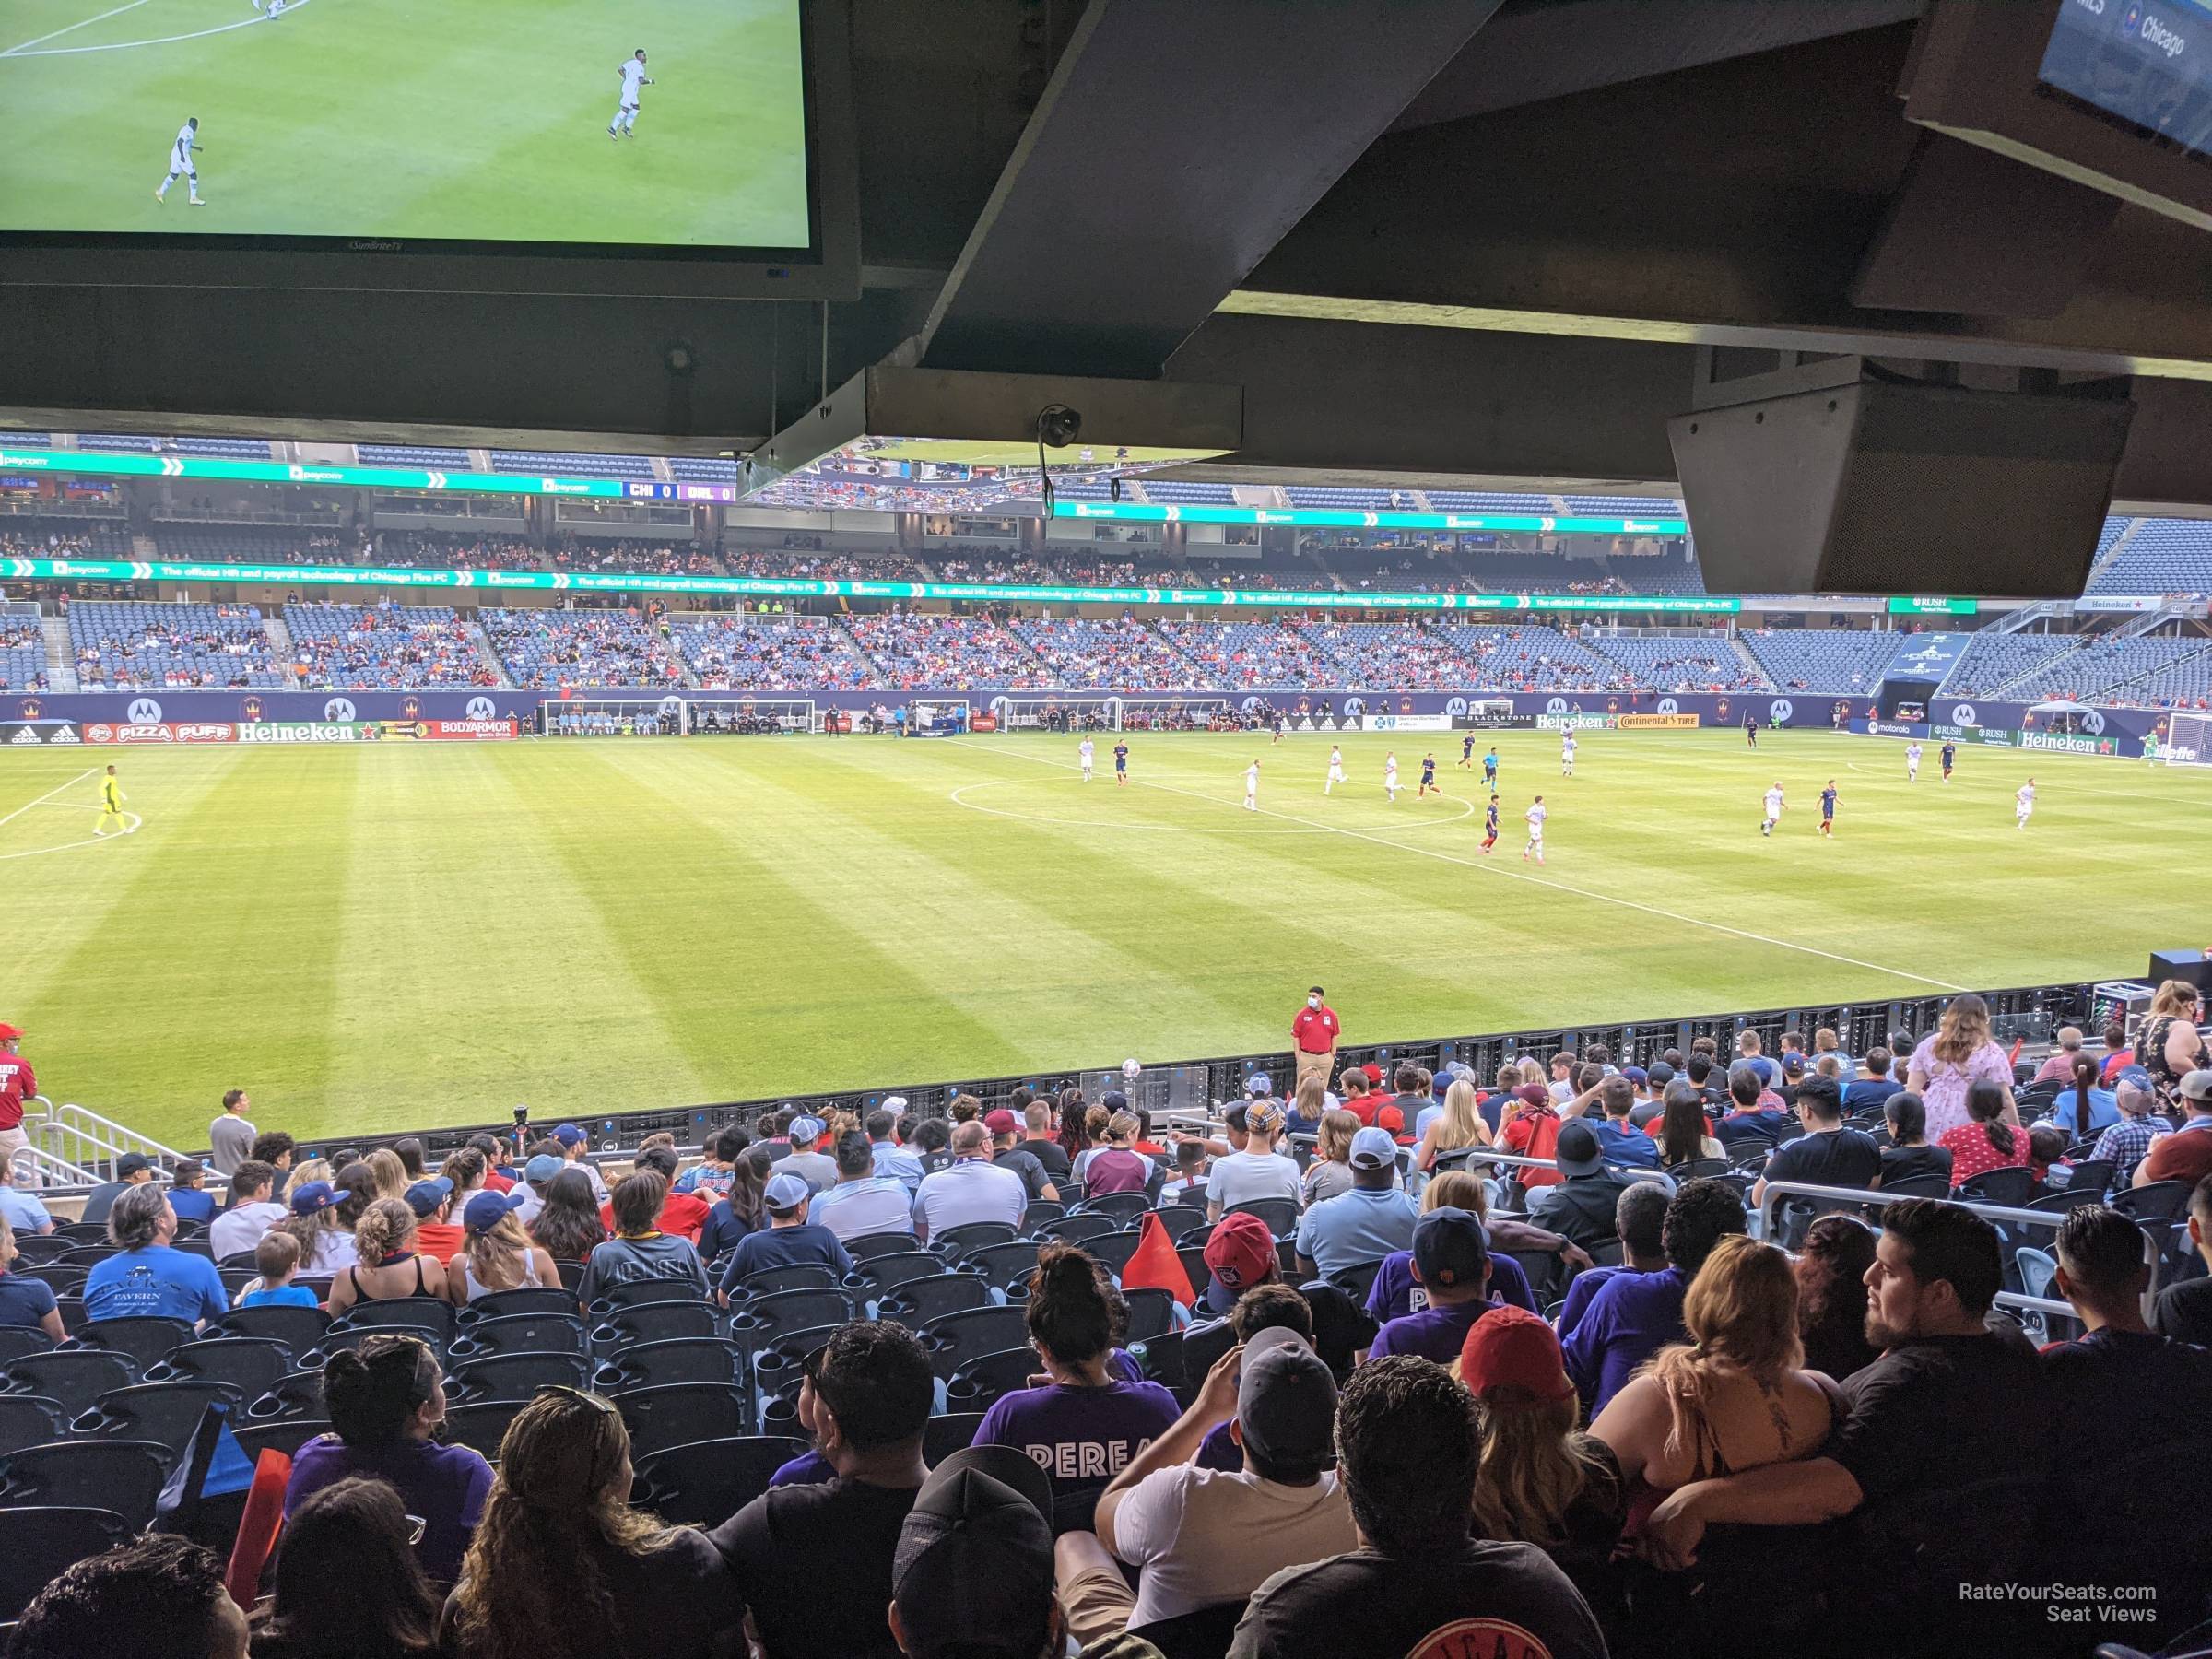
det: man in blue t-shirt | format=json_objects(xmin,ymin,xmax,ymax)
[
  {"xmin": 1294, "ymin": 1130, "xmax": 1418, "ymax": 1281},
  {"xmin": 718, "ymin": 1172, "xmax": 854, "ymax": 1301},
  {"xmin": 1842, "ymin": 1046, "xmax": 1906, "ymax": 1116},
  {"xmin": 1585, "ymin": 1077, "xmax": 1660, "ymax": 1170},
  {"xmin": 82, "ymin": 1183, "xmax": 228, "ymax": 1329}
]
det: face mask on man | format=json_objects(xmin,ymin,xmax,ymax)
[{"xmin": 1308, "ymin": 995, "xmax": 1321, "ymax": 1009}]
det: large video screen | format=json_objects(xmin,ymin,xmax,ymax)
[
  {"xmin": 2039, "ymin": 0, "xmax": 2212, "ymax": 162},
  {"xmin": 0, "ymin": 0, "xmax": 812, "ymax": 253}
]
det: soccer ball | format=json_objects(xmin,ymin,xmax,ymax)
[{"xmin": 1122, "ymin": 1057, "xmax": 1142, "ymax": 1081}]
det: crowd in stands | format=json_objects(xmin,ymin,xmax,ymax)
[
  {"xmin": 0, "ymin": 616, "xmax": 47, "ymax": 691},
  {"xmin": 285, "ymin": 603, "xmax": 495, "ymax": 690},
  {"xmin": 67, "ymin": 601, "xmax": 287, "ymax": 689},
  {"xmin": 723, "ymin": 547, "xmax": 915, "ymax": 582},
  {"xmin": 675, "ymin": 617, "xmax": 878, "ymax": 691},
  {"xmin": 1153, "ymin": 620, "xmax": 1343, "ymax": 688},
  {"xmin": 844, "ymin": 611, "xmax": 1053, "ymax": 689},
  {"xmin": 480, "ymin": 608, "xmax": 687, "ymax": 688},
  {"xmin": 0, "ymin": 987, "xmax": 2206, "ymax": 1657},
  {"xmin": 1009, "ymin": 618, "xmax": 1201, "ymax": 688}
]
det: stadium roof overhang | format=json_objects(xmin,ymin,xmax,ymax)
[{"xmin": 7, "ymin": 0, "xmax": 2212, "ymax": 512}]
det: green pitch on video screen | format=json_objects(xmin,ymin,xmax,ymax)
[{"xmin": 0, "ymin": 0, "xmax": 808, "ymax": 249}]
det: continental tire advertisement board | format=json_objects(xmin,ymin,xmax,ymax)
[
  {"xmin": 1616, "ymin": 713, "xmax": 1701, "ymax": 729},
  {"xmin": 1, "ymin": 720, "xmax": 81, "ymax": 747}
]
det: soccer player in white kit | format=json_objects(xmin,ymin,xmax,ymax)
[
  {"xmin": 1906, "ymin": 742, "xmax": 1922, "ymax": 782},
  {"xmin": 2016, "ymin": 778, "xmax": 2036, "ymax": 829},
  {"xmin": 1244, "ymin": 759, "xmax": 1261, "ymax": 811},
  {"xmin": 1560, "ymin": 732, "xmax": 1577, "ymax": 777},
  {"xmin": 1324, "ymin": 744, "xmax": 1345, "ymax": 795},
  {"xmin": 1078, "ymin": 736, "xmax": 1094, "ymax": 781},
  {"xmin": 156, "ymin": 118, "xmax": 204, "ymax": 205},
  {"xmin": 609, "ymin": 50, "xmax": 653, "ymax": 139},
  {"xmin": 1761, "ymin": 781, "xmax": 1785, "ymax": 836},
  {"xmin": 1383, "ymin": 753, "xmax": 1400, "ymax": 801},
  {"xmin": 1524, "ymin": 795, "xmax": 1547, "ymax": 863}
]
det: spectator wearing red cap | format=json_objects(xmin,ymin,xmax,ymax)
[
  {"xmin": 1184, "ymin": 1219, "xmax": 1376, "ymax": 1381},
  {"xmin": 0, "ymin": 1023, "xmax": 34, "ymax": 1171},
  {"xmin": 1291, "ymin": 986, "xmax": 1341, "ymax": 1097},
  {"xmin": 986, "ymin": 1110, "xmax": 1061, "ymax": 1205}
]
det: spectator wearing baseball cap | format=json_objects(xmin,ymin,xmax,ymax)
[
  {"xmin": 2087, "ymin": 1067, "xmax": 2171, "ymax": 1188},
  {"xmin": 712, "ymin": 1322, "xmax": 935, "ymax": 1659},
  {"xmin": 1527, "ymin": 1121, "xmax": 1671, "ymax": 1254},
  {"xmin": 1293, "ymin": 1128, "xmax": 1417, "ymax": 1282},
  {"xmin": 912, "ymin": 1122, "xmax": 1028, "ymax": 1245},
  {"xmin": 551, "ymin": 1124, "xmax": 609, "ymax": 1203},
  {"xmin": 1184, "ymin": 1217, "xmax": 1377, "ymax": 1380},
  {"xmin": 405, "ymin": 1176, "xmax": 465, "ymax": 1265},
  {"xmin": 1079, "ymin": 1113, "xmax": 1152, "ymax": 1196},
  {"xmin": 888, "ymin": 1445, "xmax": 1065, "ymax": 1659},
  {"xmin": 988, "ymin": 1110, "xmax": 1064, "ymax": 1205},
  {"xmin": 779, "ymin": 1116, "xmax": 840, "ymax": 1195},
  {"xmin": 445, "ymin": 1190, "xmax": 559, "ymax": 1306},
  {"xmin": 1458, "ymin": 1305, "xmax": 1627, "ymax": 1600},
  {"xmin": 78, "ymin": 1149, "xmax": 155, "ymax": 1229},
  {"xmin": 1058, "ymin": 1326, "xmax": 1358, "ymax": 1643},
  {"xmin": 1205, "ymin": 1100, "xmax": 1300, "ymax": 1223},
  {"xmin": 575, "ymin": 1171, "xmax": 708, "ymax": 1312},
  {"xmin": 510, "ymin": 1152, "xmax": 566, "ymax": 1228},
  {"xmin": 2136, "ymin": 1067, "xmax": 2212, "ymax": 1191},
  {"xmin": 1367, "ymin": 1208, "xmax": 1499, "ymax": 1364},
  {"xmin": 1231, "ymin": 1356, "xmax": 1609, "ymax": 1659},
  {"xmin": 717, "ymin": 1171, "xmax": 853, "ymax": 1300}
]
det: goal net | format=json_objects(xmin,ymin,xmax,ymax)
[
  {"xmin": 538, "ymin": 697, "xmax": 812, "ymax": 735},
  {"xmin": 994, "ymin": 696, "xmax": 1231, "ymax": 732},
  {"xmin": 2161, "ymin": 711, "xmax": 2211, "ymax": 765}
]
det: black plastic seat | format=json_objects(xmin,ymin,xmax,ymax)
[
  {"xmin": 246, "ymin": 1369, "xmax": 326, "ymax": 1421},
  {"xmin": 587, "ymin": 1278, "xmax": 706, "ymax": 1317},
  {"xmin": 0, "ymin": 1396, "xmax": 64, "ymax": 1458},
  {"xmin": 0, "ymin": 1441, "xmax": 170, "ymax": 1529},
  {"xmin": 455, "ymin": 1287, "xmax": 578, "ymax": 1326},
  {"xmin": 1955, "ymin": 1168, "xmax": 2039, "ymax": 1207},
  {"xmin": 1177, "ymin": 1248, "xmax": 1213, "ymax": 1303},
  {"xmin": 1033, "ymin": 1214, "xmax": 1119, "ymax": 1247},
  {"xmin": 1131, "ymin": 1329, "xmax": 1190, "ymax": 1396},
  {"xmin": 554, "ymin": 1259, "xmax": 590, "ymax": 1292},
  {"xmin": 944, "ymin": 1347, "xmax": 1039, "ymax": 1411},
  {"xmin": 1226, "ymin": 1198, "xmax": 1301, "ymax": 1238},
  {"xmin": 591, "ymin": 1300, "xmax": 719, "ymax": 1353},
  {"xmin": 631, "ymin": 1434, "xmax": 806, "ymax": 1526},
  {"xmin": 2112, "ymin": 1180, "xmax": 2193, "ymax": 1222},
  {"xmin": 1085, "ymin": 1231, "xmax": 1144, "ymax": 1280},
  {"xmin": 923, "ymin": 1411, "xmax": 986, "ymax": 1467},
  {"xmin": 612, "ymin": 1382, "xmax": 747, "ymax": 1457},
  {"xmin": 724, "ymin": 1288, "xmax": 853, "ymax": 1363},
  {"xmin": 218, "ymin": 1250, "xmax": 263, "ymax": 1272},
  {"xmin": 442, "ymin": 1400, "xmax": 527, "ymax": 1462},
  {"xmin": 330, "ymin": 1299, "xmax": 456, "ymax": 1344},
  {"xmin": 306, "ymin": 1322, "xmax": 446, "ymax": 1366},
  {"xmin": 932, "ymin": 1222, "xmax": 1018, "ymax": 1262},
  {"xmin": 70, "ymin": 1381, "xmax": 241, "ymax": 1463},
  {"xmin": 20, "ymin": 1265, "xmax": 87, "ymax": 1298},
  {"xmin": 959, "ymin": 1241, "xmax": 1041, "ymax": 1299},
  {"xmin": 230, "ymin": 1418, "xmax": 332, "ymax": 1463},
  {"xmin": 918, "ymin": 1306, "xmax": 1030, "ymax": 1381},
  {"xmin": 68, "ymin": 1315, "xmax": 194, "ymax": 1373},
  {"xmin": 1329, "ymin": 1260, "xmax": 1385, "ymax": 1305},
  {"xmin": 734, "ymin": 1264, "xmax": 841, "ymax": 1299},
  {"xmin": 0, "ymin": 1505, "xmax": 129, "ymax": 1622},
  {"xmin": 52, "ymin": 1223, "xmax": 109, "ymax": 1245},
  {"xmin": 590, "ymin": 1336, "xmax": 742, "ymax": 1394},
  {"xmin": 0, "ymin": 1329, "xmax": 54, "ymax": 1368},
  {"xmin": 445, "ymin": 1312, "xmax": 585, "ymax": 1363},
  {"xmin": 1121, "ymin": 1288, "xmax": 1177, "ymax": 1343},
  {"xmin": 846, "ymin": 1251, "xmax": 945, "ymax": 1298},
  {"xmin": 143, "ymin": 1337, "xmax": 293, "ymax": 1399},
  {"xmin": 2025, "ymin": 1186, "xmax": 2109, "ymax": 1216},
  {"xmin": 749, "ymin": 1325, "xmax": 845, "ymax": 1408},
  {"xmin": 877, "ymin": 1274, "xmax": 992, "ymax": 1327},
  {"xmin": 1022, "ymin": 1200, "xmax": 1067, "ymax": 1230},
  {"xmin": 1076, "ymin": 1192, "xmax": 1151, "ymax": 1225},
  {"xmin": 3, "ymin": 1350, "xmax": 135, "ymax": 1419},
  {"xmin": 446, "ymin": 1349, "xmax": 591, "ymax": 1404},
  {"xmin": 1877, "ymin": 1172, "xmax": 1950, "ymax": 1199},
  {"xmin": 842, "ymin": 1230, "xmax": 922, "ymax": 1261},
  {"xmin": 1149, "ymin": 1206, "xmax": 1210, "ymax": 1242},
  {"xmin": 9, "ymin": 1236, "xmax": 74, "ymax": 1265},
  {"xmin": 55, "ymin": 1246, "xmax": 119, "ymax": 1268}
]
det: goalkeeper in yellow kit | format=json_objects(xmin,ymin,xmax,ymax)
[{"xmin": 95, "ymin": 765, "xmax": 129, "ymax": 836}]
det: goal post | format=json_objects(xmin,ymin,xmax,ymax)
[
  {"xmin": 992, "ymin": 695, "xmax": 1232, "ymax": 732},
  {"xmin": 537, "ymin": 696, "xmax": 813, "ymax": 735},
  {"xmin": 2161, "ymin": 711, "xmax": 2212, "ymax": 765},
  {"xmin": 905, "ymin": 699, "xmax": 971, "ymax": 736}
]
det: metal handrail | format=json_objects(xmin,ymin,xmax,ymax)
[
  {"xmin": 8, "ymin": 1144, "xmax": 100, "ymax": 1191},
  {"xmin": 30, "ymin": 1100, "xmax": 189, "ymax": 1182}
]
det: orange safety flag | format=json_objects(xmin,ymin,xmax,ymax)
[
  {"xmin": 1117, "ymin": 1210, "xmax": 1196, "ymax": 1308},
  {"xmin": 224, "ymin": 1448, "xmax": 292, "ymax": 1611}
]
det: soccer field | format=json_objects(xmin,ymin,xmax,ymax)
[
  {"xmin": 0, "ymin": 0, "xmax": 806, "ymax": 246},
  {"xmin": 4, "ymin": 728, "xmax": 2203, "ymax": 1152}
]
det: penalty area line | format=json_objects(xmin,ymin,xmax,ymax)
[
  {"xmin": 947, "ymin": 739, "xmax": 1971, "ymax": 995},
  {"xmin": 0, "ymin": 769, "xmax": 95, "ymax": 832},
  {"xmin": 0, "ymin": 0, "xmax": 151, "ymax": 58},
  {"xmin": 3, "ymin": 0, "xmax": 315, "ymax": 58}
]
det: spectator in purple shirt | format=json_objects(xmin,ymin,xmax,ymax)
[
  {"xmin": 1554, "ymin": 1182, "xmax": 1672, "ymax": 1343},
  {"xmin": 973, "ymin": 1242, "xmax": 1180, "ymax": 1535},
  {"xmin": 1562, "ymin": 1179, "xmax": 1746, "ymax": 1415},
  {"xmin": 1369, "ymin": 1209, "xmax": 1500, "ymax": 1364}
]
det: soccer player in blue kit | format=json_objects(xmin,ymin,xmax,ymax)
[
  {"xmin": 1481, "ymin": 794, "xmax": 1500, "ymax": 853},
  {"xmin": 1113, "ymin": 740, "xmax": 1129, "ymax": 786},
  {"xmin": 1819, "ymin": 779, "xmax": 1839, "ymax": 839},
  {"xmin": 1941, "ymin": 740, "xmax": 1957, "ymax": 784},
  {"xmin": 1418, "ymin": 752, "xmax": 1438, "ymax": 796}
]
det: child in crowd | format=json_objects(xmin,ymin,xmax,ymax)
[{"xmin": 237, "ymin": 1230, "xmax": 320, "ymax": 1308}]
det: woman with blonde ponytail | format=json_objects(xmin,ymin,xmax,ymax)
[{"xmin": 326, "ymin": 1196, "xmax": 450, "ymax": 1316}]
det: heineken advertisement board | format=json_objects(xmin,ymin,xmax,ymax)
[
  {"xmin": 2, "ymin": 554, "xmax": 1744, "ymax": 614},
  {"xmin": 1053, "ymin": 500, "xmax": 1687, "ymax": 535}
]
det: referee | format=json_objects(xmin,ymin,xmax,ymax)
[{"xmin": 1292, "ymin": 986, "xmax": 1341, "ymax": 1096}]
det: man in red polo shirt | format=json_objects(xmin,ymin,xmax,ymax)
[
  {"xmin": 0, "ymin": 1024, "xmax": 35, "ymax": 1171},
  {"xmin": 1292, "ymin": 986, "xmax": 1341, "ymax": 1096}
]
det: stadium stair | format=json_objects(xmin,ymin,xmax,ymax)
[
  {"xmin": 41, "ymin": 618, "xmax": 77, "ymax": 693},
  {"xmin": 465, "ymin": 621, "xmax": 514, "ymax": 689},
  {"xmin": 1724, "ymin": 634, "xmax": 1768, "ymax": 685},
  {"xmin": 260, "ymin": 616, "xmax": 302, "ymax": 688}
]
